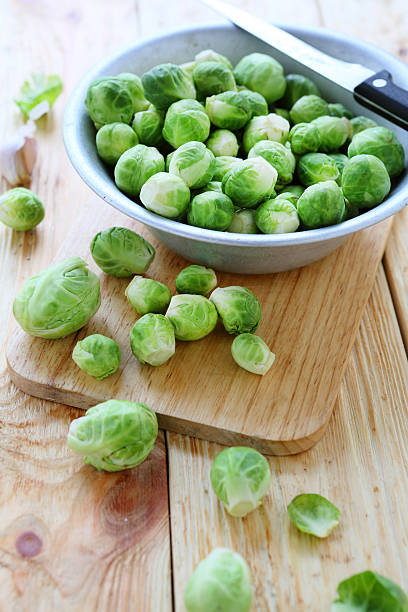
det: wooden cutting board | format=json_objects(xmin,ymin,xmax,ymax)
[{"xmin": 7, "ymin": 199, "xmax": 392, "ymax": 455}]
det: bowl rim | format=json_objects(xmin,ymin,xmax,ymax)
[{"xmin": 63, "ymin": 22, "xmax": 408, "ymax": 248}]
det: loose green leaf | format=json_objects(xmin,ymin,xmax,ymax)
[
  {"xmin": 332, "ymin": 571, "xmax": 408, "ymax": 611},
  {"xmin": 15, "ymin": 73, "xmax": 63, "ymax": 117},
  {"xmin": 287, "ymin": 493, "xmax": 340, "ymax": 537}
]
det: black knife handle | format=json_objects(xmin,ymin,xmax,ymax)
[{"xmin": 354, "ymin": 70, "xmax": 408, "ymax": 130}]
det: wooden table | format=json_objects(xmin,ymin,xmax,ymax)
[{"xmin": 1, "ymin": 1, "xmax": 407, "ymax": 609}]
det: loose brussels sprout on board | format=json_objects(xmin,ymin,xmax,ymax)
[
  {"xmin": 114, "ymin": 144, "xmax": 164, "ymax": 197},
  {"xmin": 175, "ymin": 265, "xmax": 217, "ymax": 296},
  {"xmin": 162, "ymin": 99, "xmax": 210, "ymax": 149},
  {"xmin": 234, "ymin": 52, "xmax": 286, "ymax": 103},
  {"xmin": 126, "ymin": 276, "xmax": 172, "ymax": 314},
  {"xmin": 96, "ymin": 122, "xmax": 138, "ymax": 165},
  {"xmin": 130, "ymin": 313, "xmax": 175, "ymax": 366},
  {"xmin": 141, "ymin": 63, "xmax": 196, "ymax": 109},
  {"xmin": 231, "ymin": 334, "xmax": 275, "ymax": 375},
  {"xmin": 67, "ymin": 400, "xmax": 158, "ymax": 471},
  {"xmin": 140, "ymin": 172, "xmax": 190, "ymax": 218},
  {"xmin": 287, "ymin": 493, "xmax": 340, "ymax": 538},
  {"xmin": 72, "ymin": 334, "xmax": 120, "ymax": 379},
  {"xmin": 0, "ymin": 187, "xmax": 44, "ymax": 231},
  {"xmin": 90, "ymin": 226, "xmax": 155, "ymax": 277},
  {"xmin": 210, "ymin": 286, "xmax": 261, "ymax": 334},
  {"xmin": 187, "ymin": 191, "xmax": 234, "ymax": 231},
  {"xmin": 332, "ymin": 571, "xmax": 408, "ymax": 611},
  {"xmin": 166, "ymin": 294, "xmax": 218, "ymax": 341}
]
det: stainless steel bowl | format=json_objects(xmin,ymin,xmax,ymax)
[{"xmin": 63, "ymin": 24, "xmax": 408, "ymax": 273}]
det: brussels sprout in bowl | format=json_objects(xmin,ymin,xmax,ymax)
[{"xmin": 64, "ymin": 24, "xmax": 408, "ymax": 273}]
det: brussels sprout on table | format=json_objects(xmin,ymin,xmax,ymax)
[
  {"xmin": 210, "ymin": 286, "xmax": 261, "ymax": 334},
  {"xmin": 222, "ymin": 156, "xmax": 277, "ymax": 208},
  {"xmin": 130, "ymin": 313, "xmax": 175, "ymax": 366},
  {"xmin": 114, "ymin": 144, "xmax": 164, "ymax": 197},
  {"xmin": 341, "ymin": 154, "xmax": 391, "ymax": 208},
  {"xmin": 242, "ymin": 113, "xmax": 290, "ymax": 154},
  {"xmin": 96, "ymin": 122, "xmax": 138, "ymax": 165},
  {"xmin": 192, "ymin": 61, "xmax": 236, "ymax": 99},
  {"xmin": 234, "ymin": 52, "xmax": 286, "ymax": 104},
  {"xmin": 187, "ymin": 191, "xmax": 234, "ymax": 231},
  {"xmin": 126, "ymin": 276, "xmax": 172, "ymax": 314},
  {"xmin": 0, "ymin": 187, "xmax": 44, "ymax": 231},
  {"xmin": 15, "ymin": 73, "xmax": 63, "ymax": 118},
  {"xmin": 327, "ymin": 102, "xmax": 353, "ymax": 119},
  {"xmin": 90, "ymin": 226, "xmax": 155, "ymax": 277},
  {"xmin": 72, "ymin": 334, "xmax": 120, "ymax": 379},
  {"xmin": 231, "ymin": 334, "xmax": 275, "ymax": 375},
  {"xmin": 248, "ymin": 140, "xmax": 296, "ymax": 190},
  {"xmin": 279, "ymin": 73, "xmax": 320, "ymax": 109},
  {"xmin": 348, "ymin": 126, "xmax": 405, "ymax": 177},
  {"xmin": 116, "ymin": 72, "xmax": 149, "ymax": 112},
  {"xmin": 289, "ymin": 94, "xmax": 330, "ymax": 124},
  {"xmin": 175, "ymin": 265, "xmax": 217, "ymax": 296},
  {"xmin": 287, "ymin": 493, "xmax": 340, "ymax": 538},
  {"xmin": 212, "ymin": 156, "xmax": 243, "ymax": 182},
  {"xmin": 67, "ymin": 399, "xmax": 158, "ymax": 472},
  {"xmin": 141, "ymin": 63, "xmax": 196, "ymax": 109},
  {"xmin": 165, "ymin": 294, "xmax": 218, "ymax": 341},
  {"xmin": 169, "ymin": 141, "xmax": 215, "ymax": 189},
  {"xmin": 255, "ymin": 198, "xmax": 300, "ymax": 234},
  {"xmin": 205, "ymin": 91, "xmax": 252, "ymax": 130},
  {"xmin": 311, "ymin": 115, "xmax": 350, "ymax": 153},
  {"xmin": 349, "ymin": 115, "xmax": 377, "ymax": 136},
  {"xmin": 13, "ymin": 256, "xmax": 100, "ymax": 339},
  {"xmin": 85, "ymin": 77, "xmax": 135, "ymax": 128},
  {"xmin": 132, "ymin": 105, "xmax": 164, "ymax": 147},
  {"xmin": 140, "ymin": 172, "xmax": 191, "ymax": 219},
  {"xmin": 227, "ymin": 209, "xmax": 258, "ymax": 234},
  {"xmin": 288, "ymin": 122, "xmax": 321, "ymax": 155},
  {"xmin": 297, "ymin": 152, "xmax": 340, "ymax": 186},
  {"xmin": 332, "ymin": 571, "xmax": 408, "ymax": 611},
  {"xmin": 297, "ymin": 180, "xmax": 345, "ymax": 228},
  {"xmin": 162, "ymin": 99, "xmax": 210, "ymax": 148},
  {"xmin": 206, "ymin": 129, "xmax": 239, "ymax": 157}
]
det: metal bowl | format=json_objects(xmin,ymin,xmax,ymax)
[{"xmin": 63, "ymin": 24, "xmax": 408, "ymax": 273}]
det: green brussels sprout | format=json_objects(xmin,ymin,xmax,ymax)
[
  {"xmin": 282, "ymin": 184, "xmax": 304, "ymax": 198},
  {"xmin": 15, "ymin": 72, "xmax": 63, "ymax": 118},
  {"xmin": 163, "ymin": 99, "xmax": 210, "ymax": 148},
  {"xmin": 196, "ymin": 180, "xmax": 223, "ymax": 194},
  {"xmin": 169, "ymin": 141, "xmax": 215, "ymax": 189},
  {"xmin": 85, "ymin": 77, "xmax": 134, "ymax": 128},
  {"xmin": 96, "ymin": 122, "xmax": 138, "ymax": 165},
  {"xmin": 205, "ymin": 91, "xmax": 252, "ymax": 130},
  {"xmin": 287, "ymin": 493, "xmax": 340, "ymax": 538},
  {"xmin": 234, "ymin": 88, "xmax": 268, "ymax": 117},
  {"xmin": 184, "ymin": 548, "xmax": 253, "ymax": 612},
  {"xmin": 222, "ymin": 157, "xmax": 277, "ymax": 208},
  {"xmin": 273, "ymin": 191, "xmax": 300, "ymax": 207},
  {"xmin": 114, "ymin": 144, "xmax": 164, "ymax": 197},
  {"xmin": 72, "ymin": 334, "xmax": 120, "ymax": 379},
  {"xmin": 206, "ymin": 129, "xmax": 239, "ymax": 157},
  {"xmin": 140, "ymin": 172, "xmax": 191, "ymax": 219},
  {"xmin": 90, "ymin": 226, "xmax": 155, "ymax": 277},
  {"xmin": 141, "ymin": 63, "xmax": 196, "ymax": 110},
  {"xmin": 192, "ymin": 61, "xmax": 236, "ymax": 99},
  {"xmin": 297, "ymin": 152, "xmax": 339, "ymax": 186},
  {"xmin": 332, "ymin": 571, "xmax": 408, "ymax": 612},
  {"xmin": 67, "ymin": 400, "xmax": 158, "ymax": 471},
  {"xmin": 210, "ymin": 286, "xmax": 260, "ymax": 334},
  {"xmin": 248, "ymin": 140, "xmax": 296, "ymax": 190},
  {"xmin": 348, "ymin": 126, "xmax": 405, "ymax": 177},
  {"xmin": 340, "ymin": 198, "xmax": 359, "ymax": 222},
  {"xmin": 328, "ymin": 102, "xmax": 353, "ymax": 119},
  {"xmin": 231, "ymin": 334, "xmax": 275, "ymax": 375},
  {"xmin": 279, "ymin": 73, "xmax": 320, "ymax": 109},
  {"xmin": 350, "ymin": 115, "xmax": 377, "ymax": 136},
  {"xmin": 341, "ymin": 154, "xmax": 391, "ymax": 208},
  {"xmin": 328, "ymin": 153, "xmax": 350, "ymax": 186},
  {"xmin": 125, "ymin": 276, "xmax": 171, "ymax": 314},
  {"xmin": 255, "ymin": 198, "xmax": 299, "ymax": 234},
  {"xmin": 116, "ymin": 72, "xmax": 149, "ymax": 112},
  {"xmin": 297, "ymin": 180, "xmax": 345, "ymax": 228},
  {"xmin": 187, "ymin": 191, "xmax": 234, "ymax": 231},
  {"xmin": 242, "ymin": 113, "xmax": 290, "ymax": 154},
  {"xmin": 130, "ymin": 313, "xmax": 175, "ymax": 365},
  {"xmin": 310, "ymin": 115, "xmax": 349, "ymax": 153},
  {"xmin": 175, "ymin": 265, "xmax": 217, "ymax": 296},
  {"xmin": 289, "ymin": 122, "xmax": 321, "ymax": 155},
  {"xmin": 0, "ymin": 187, "xmax": 44, "ymax": 231},
  {"xmin": 165, "ymin": 150, "xmax": 175, "ymax": 172},
  {"xmin": 234, "ymin": 52, "xmax": 286, "ymax": 104},
  {"xmin": 289, "ymin": 94, "xmax": 329, "ymax": 124},
  {"xmin": 195, "ymin": 49, "xmax": 233, "ymax": 71},
  {"xmin": 13, "ymin": 257, "xmax": 100, "ymax": 339},
  {"xmin": 132, "ymin": 105, "xmax": 164, "ymax": 147},
  {"xmin": 210, "ymin": 446, "xmax": 271, "ymax": 515},
  {"xmin": 212, "ymin": 156, "xmax": 243, "ymax": 181},
  {"xmin": 165, "ymin": 294, "xmax": 218, "ymax": 341},
  {"xmin": 227, "ymin": 209, "xmax": 258, "ymax": 234},
  {"xmin": 273, "ymin": 107, "xmax": 291, "ymax": 123}
]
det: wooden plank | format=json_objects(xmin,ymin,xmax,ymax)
[{"xmin": 168, "ymin": 265, "xmax": 408, "ymax": 611}]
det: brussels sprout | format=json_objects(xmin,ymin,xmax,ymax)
[
  {"xmin": 96, "ymin": 122, "xmax": 138, "ymax": 165},
  {"xmin": 175, "ymin": 265, "xmax": 217, "ymax": 296},
  {"xmin": 192, "ymin": 61, "xmax": 236, "ymax": 99},
  {"xmin": 166, "ymin": 294, "xmax": 218, "ymax": 341},
  {"xmin": 255, "ymin": 198, "xmax": 299, "ymax": 234},
  {"xmin": 248, "ymin": 140, "xmax": 296, "ymax": 190},
  {"xmin": 196, "ymin": 180, "xmax": 223, "ymax": 194},
  {"xmin": 130, "ymin": 313, "xmax": 175, "ymax": 365},
  {"xmin": 125, "ymin": 276, "xmax": 172, "ymax": 314},
  {"xmin": 227, "ymin": 209, "xmax": 258, "ymax": 234},
  {"xmin": 297, "ymin": 180, "xmax": 345, "ymax": 228},
  {"xmin": 289, "ymin": 122, "xmax": 321, "ymax": 155},
  {"xmin": 231, "ymin": 334, "xmax": 275, "ymax": 375},
  {"xmin": 132, "ymin": 105, "xmax": 164, "ymax": 147},
  {"xmin": 242, "ymin": 113, "xmax": 290, "ymax": 154},
  {"xmin": 210, "ymin": 286, "xmax": 260, "ymax": 334},
  {"xmin": 184, "ymin": 548, "xmax": 253, "ymax": 612},
  {"xmin": 206, "ymin": 129, "xmax": 239, "ymax": 157},
  {"xmin": 85, "ymin": 77, "xmax": 134, "ymax": 128},
  {"xmin": 140, "ymin": 172, "xmax": 191, "ymax": 218},
  {"xmin": 287, "ymin": 493, "xmax": 340, "ymax": 538},
  {"xmin": 222, "ymin": 157, "xmax": 277, "ymax": 208},
  {"xmin": 165, "ymin": 150, "xmax": 175, "ymax": 172},
  {"xmin": 328, "ymin": 153, "xmax": 350, "ymax": 185},
  {"xmin": 282, "ymin": 184, "xmax": 304, "ymax": 198},
  {"xmin": 279, "ymin": 73, "xmax": 320, "ymax": 109},
  {"xmin": 187, "ymin": 191, "xmax": 234, "ymax": 231},
  {"xmin": 0, "ymin": 187, "xmax": 44, "ymax": 231},
  {"xmin": 141, "ymin": 63, "xmax": 196, "ymax": 109},
  {"xmin": 310, "ymin": 115, "xmax": 349, "ymax": 152},
  {"xmin": 341, "ymin": 154, "xmax": 391, "ymax": 208},
  {"xmin": 273, "ymin": 107, "xmax": 291, "ymax": 123},
  {"xmin": 13, "ymin": 257, "xmax": 100, "ymax": 339},
  {"xmin": 15, "ymin": 73, "xmax": 63, "ymax": 118},
  {"xmin": 67, "ymin": 400, "xmax": 158, "ymax": 471},
  {"xmin": 350, "ymin": 115, "xmax": 377, "ymax": 136},
  {"xmin": 72, "ymin": 334, "xmax": 120, "ymax": 379},
  {"xmin": 169, "ymin": 141, "xmax": 215, "ymax": 189},
  {"xmin": 289, "ymin": 94, "xmax": 329, "ymax": 124},
  {"xmin": 348, "ymin": 126, "xmax": 405, "ymax": 177},
  {"xmin": 297, "ymin": 152, "xmax": 339, "ymax": 186},
  {"xmin": 235, "ymin": 88, "xmax": 268, "ymax": 117},
  {"xmin": 162, "ymin": 99, "xmax": 210, "ymax": 148},
  {"xmin": 114, "ymin": 144, "xmax": 164, "ymax": 197},
  {"xmin": 205, "ymin": 91, "xmax": 252, "ymax": 130},
  {"xmin": 212, "ymin": 156, "xmax": 243, "ymax": 181},
  {"xmin": 90, "ymin": 226, "xmax": 155, "ymax": 277},
  {"xmin": 340, "ymin": 198, "xmax": 359, "ymax": 222},
  {"xmin": 195, "ymin": 49, "xmax": 233, "ymax": 71},
  {"xmin": 332, "ymin": 571, "xmax": 408, "ymax": 612},
  {"xmin": 180, "ymin": 61, "xmax": 197, "ymax": 76},
  {"xmin": 328, "ymin": 102, "xmax": 353, "ymax": 119},
  {"xmin": 116, "ymin": 72, "xmax": 149, "ymax": 112},
  {"xmin": 234, "ymin": 52, "xmax": 286, "ymax": 104}
]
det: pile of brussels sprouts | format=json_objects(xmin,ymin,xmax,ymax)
[{"xmin": 85, "ymin": 49, "xmax": 405, "ymax": 235}]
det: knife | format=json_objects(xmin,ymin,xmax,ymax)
[{"xmin": 201, "ymin": 0, "xmax": 408, "ymax": 130}]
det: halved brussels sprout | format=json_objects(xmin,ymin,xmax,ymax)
[
  {"xmin": 187, "ymin": 191, "xmax": 234, "ymax": 231},
  {"xmin": 162, "ymin": 99, "xmax": 210, "ymax": 148},
  {"xmin": 13, "ymin": 257, "xmax": 100, "ymax": 339},
  {"xmin": 350, "ymin": 115, "xmax": 377, "ymax": 136},
  {"xmin": 205, "ymin": 91, "xmax": 252, "ymax": 130},
  {"xmin": 311, "ymin": 115, "xmax": 349, "ymax": 153},
  {"xmin": 130, "ymin": 313, "xmax": 175, "ymax": 366},
  {"xmin": 114, "ymin": 144, "xmax": 164, "ymax": 197},
  {"xmin": 332, "ymin": 571, "xmax": 408, "ymax": 612},
  {"xmin": 175, "ymin": 265, "xmax": 217, "ymax": 296},
  {"xmin": 222, "ymin": 157, "xmax": 277, "ymax": 208},
  {"xmin": 287, "ymin": 493, "xmax": 340, "ymax": 538},
  {"xmin": 125, "ymin": 276, "xmax": 172, "ymax": 314},
  {"xmin": 341, "ymin": 154, "xmax": 391, "ymax": 208},
  {"xmin": 140, "ymin": 172, "xmax": 191, "ymax": 219},
  {"xmin": 297, "ymin": 180, "xmax": 345, "ymax": 228},
  {"xmin": 90, "ymin": 226, "xmax": 155, "ymax": 277},
  {"xmin": 85, "ymin": 77, "xmax": 134, "ymax": 128},
  {"xmin": 117, "ymin": 72, "xmax": 149, "ymax": 112},
  {"xmin": 289, "ymin": 122, "xmax": 321, "ymax": 155},
  {"xmin": 192, "ymin": 61, "xmax": 236, "ymax": 98},
  {"xmin": 348, "ymin": 126, "xmax": 405, "ymax": 177},
  {"xmin": 248, "ymin": 140, "xmax": 296, "ymax": 190},
  {"xmin": 195, "ymin": 49, "xmax": 233, "ymax": 70},
  {"xmin": 141, "ymin": 63, "xmax": 196, "ymax": 109},
  {"xmin": 72, "ymin": 334, "xmax": 120, "ymax": 379},
  {"xmin": 289, "ymin": 94, "xmax": 329, "ymax": 124},
  {"xmin": 279, "ymin": 73, "xmax": 320, "ymax": 109},
  {"xmin": 210, "ymin": 286, "xmax": 261, "ymax": 334},
  {"xmin": 297, "ymin": 152, "xmax": 339, "ymax": 186},
  {"xmin": 206, "ymin": 129, "xmax": 239, "ymax": 157},
  {"xmin": 96, "ymin": 122, "xmax": 138, "ymax": 165},
  {"xmin": 242, "ymin": 113, "xmax": 290, "ymax": 154},
  {"xmin": 169, "ymin": 141, "xmax": 215, "ymax": 189},
  {"xmin": 237, "ymin": 89, "xmax": 269, "ymax": 117},
  {"xmin": 165, "ymin": 294, "xmax": 218, "ymax": 341},
  {"xmin": 255, "ymin": 198, "xmax": 299, "ymax": 234},
  {"xmin": 212, "ymin": 156, "xmax": 243, "ymax": 181},
  {"xmin": 132, "ymin": 105, "xmax": 164, "ymax": 147},
  {"xmin": 328, "ymin": 102, "xmax": 353, "ymax": 119},
  {"xmin": 231, "ymin": 334, "xmax": 275, "ymax": 375},
  {"xmin": 0, "ymin": 187, "xmax": 44, "ymax": 231},
  {"xmin": 227, "ymin": 209, "xmax": 258, "ymax": 234},
  {"xmin": 234, "ymin": 52, "xmax": 286, "ymax": 104}
]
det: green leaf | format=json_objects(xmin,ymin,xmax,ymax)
[
  {"xmin": 15, "ymin": 73, "xmax": 63, "ymax": 117},
  {"xmin": 287, "ymin": 493, "xmax": 340, "ymax": 538},
  {"xmin": 332, "ymin": 571, "xmax": 408, "ymax": 611}
]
